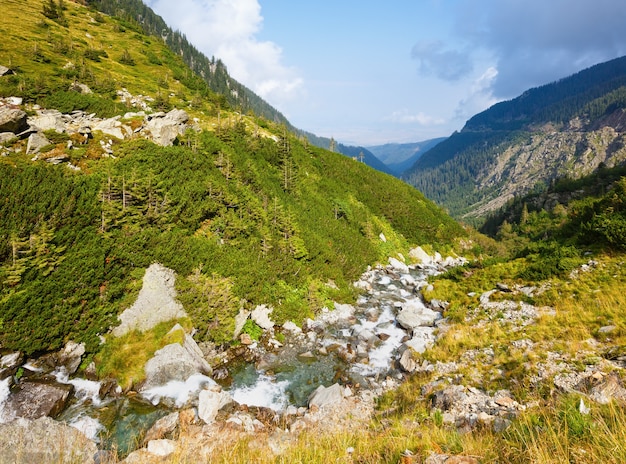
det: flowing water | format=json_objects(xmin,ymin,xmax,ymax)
[{"xmin": 0, "ymin": 258, "xmax": 453, "ymax": 455}]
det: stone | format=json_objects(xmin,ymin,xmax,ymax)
[
  {"xmin": 388, "ymin": 257, "xmax": 409, "ymax": 274},
  {"xmin": 113, "ymin": 263, "xmax": 187, "ymax": 337},
  {"xmin": 141, "ymin": 335, "xmax": 212, "ymax": 392},
  {"xmin": 409, "ymin": 246, "xmax": 432, "ymax": 265},
  {"xmin": 282, "ymin": 320, "xmax": 302, "ymax": 334},
  {"xmin": 39, "ymin": 341, "xmax": 85, "ymax": 375},
  {"xmin": 0, "ymin": 417, "xmax": 97, "ymax": 464},
  {"xmin": 396, "ymin": 300, "xmax": 441, "ymax": 330},
  {"xmin": 250, "ymin": 304, "xmax": 275, "ymax": 330},
  {"xmin": 403, "ymin": 328, "xmax": 436, "ymax": 354},
  {"xmin": 144, "ymin": 109, "xmax": 189, "ymax": 146},
  {"xmin": 45, "ymin": 153, "xmax": 70, "ymax": 165},
  {"xmin": 26, "ymin": 131, "xmax": 50, "ymax": 155},
  {"xmin": 399, "ymin": 348, "xmax": 418, "ymax": 373},
  {"xmin": 147, "ymin": 439, "xmax": 176, "ymax": 457},
  {"xmin": 233, "ymin": 308, "xmax": 250, "ymax": 339},
  {"xmin": 198, "ymin": 386, "xmax": 233, "ymax": 424},
  {"xmin": 240, "ymin": 333, "xmax": 253, "ymax": 345},
  {"xmin": 4, "ymin": 378, "xmax": 73, "ymax": 420},
  {"xmin": 28, "ymin": 110, "xmax": 66, "ymax": 133},
  {"xmin": 143, "ymin": 411, "xmax": 179, "ymax": 443},
  {"xmin": 308, "ymin": 383, "xmax": 344, "ymax": 409},
  {"xmin": 0, "ymin": 66, "xmax": 15, "ymax": 76},
  {"xmin": 0, "ymin": 351, "xmax": 23, "ymax": 379},
  {"xmin": 93, "ymin": 117, "xmax": 128, "ymax": 140},
  {"xmin": 0, "ymin": 107, "xmax": 27, "ymax": 133},
  {"xmin": 0, "ymin": 132, "xmax": 16, "ymax": 144}
]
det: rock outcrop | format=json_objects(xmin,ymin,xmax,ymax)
[{"xmin": 113, "ymin": 263, "xmax": 187, "ymax": 337}]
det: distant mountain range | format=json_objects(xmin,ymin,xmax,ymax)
[
  {"xmin": 366, "ymin": 139, "xmax": 447, "ymax": 176},
  {"xmin": 403, "ymin": 55, "xmax": 626, "ymax": 222}
]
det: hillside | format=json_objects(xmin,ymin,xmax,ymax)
[
  {"xmin": 404, "ymin": 56, "xmax": 626, "ymax": 222},
  {"xmin": 0, "ymin": 0, "xmax": 464, "ymax": 354}
]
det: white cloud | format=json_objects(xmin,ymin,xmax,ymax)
[
  {"xmin": 144, "ymin": 0, "xmax": 303, "ymax": 105},
  {"xmin": 455, "ymin": 66, "xmax": 499, "ymax": 121},
  {"xmin": 387, "ymin": 109, "xmax": 445, "ymax": 126}
]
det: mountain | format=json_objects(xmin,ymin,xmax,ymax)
[
  {"xmin": 0, "ymin": 0, "xmax": 463, "ymax": 354},
  {"xmin": 296, "ymin": 129, "xmax": 393, "ymax": 175},
  {"xmin": 367, "ymin": 138, "xmax": 447, "ymax": 176},
  {"xmin": 403, "ymin": 55, "xmax": 626, "ymax": 222}
]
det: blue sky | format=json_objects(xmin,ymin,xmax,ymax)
[{"xmin": 144, "ymin": 0, "xmax": 626, "ymax": 146}]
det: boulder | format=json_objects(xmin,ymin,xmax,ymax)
[
  {"xmin": 308, "ymin": 383, "xmax": 344, "ymax": 409},
  {"xmin": 141, "ymin": 335, "xmax": 212, "ymax": 392},
  {"xmin": 39, "ymin": 341, "xmax": 85, "ymax": 375},
  {"xmin": 28, "ymin": 110, "xmax": 66, "ymax": 133},
  {"xmin": 144, "ymin": 109, "xmax": 189, "ymax": 146},
  {"xmin": 113, "ymin": 263, "xmax": 187, "ymax": 337},
  {"xmin": 250, "ymin": 304, "xmax": 275, "ymax": 330},
  {"xmin": 143, "ymin": 412, "xmax": 180, "ymax": 444},
  {"xmin": 388, "ymin": 257, "xmax": 409, "ymax": 274},
  {"xmin": 0, "ymin": 417, "xmax": 97, "ymax": 464},
  {"xmin": 409, "ymin": 246, "xmax": 432, "ymax": 265},
  {"xmin": 399, "ymin": 348, "xmax": 418, "ymax": 373},
  {"xmin": 0, "ymin": 107, "xmax": 27, "ymax": 133},
  {"xmin": 92, "ymin": 117, "xmax": 129, "ymax": 140},
  {"xmin": 198, "ymin": 386, "xmax": 232, "ymax": 424},
  {"xmin": 0, "ymin": 351, "xmax": 23, "ymax": 379},
  {"xmin": 233, "ymin": 308, "xmax": 250, "ymax": 339},
  {"xmin": 26, "ymin": 132, "xmax": 50, "ymax": 155},
  {"xmin": 0, "ymin": 132, "xmax": 16, "ymax": 144},
  {"xmin": 0, "ymin": 66, "xmax": 14, "ymax": 76},
  {"xmin": 403, "ymin": 327, "xmax": 436, "ymax": 354},
  {"xmin": 396, "ymin": 300, "xmax": 441, "ymax": 331},
  {"xmin": 4, "ymin": 378, "xmax": 73, "ymax": 420},
  {"xmin": 146, "ymin": 439, "xmax": 176, "ymax": 457}
]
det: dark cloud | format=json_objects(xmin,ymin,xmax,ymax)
[
  {"xmin": 455, "ymin": 0, "xmax": 626, "ymax": 98},
  {"xmin": 411, "ymin": 40, "xmax": 473, "ymax": 81}
]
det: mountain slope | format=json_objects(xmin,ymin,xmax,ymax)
[
  {"xmin": 0, "ymin": 0, "xmax": 464, "ymax": 354},
  {"xmin": 404, "ymin": 56, "xmax": 626, "ymax": 221}
]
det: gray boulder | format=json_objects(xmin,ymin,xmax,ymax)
[
  {"xmin": 250, "ymin": 304, "xmax": 275, "ymax": 330},
  {"xmin": 308, "ymin": 383, "xmax": 344, "ymax": 409},
  {"xmin": 0, "ymin": 417, "xmax": 97, "ymax": 464},
  {"xmin": 198, "ymin": 386, "xmax": 232, "ymax": 424},
  {"xmin": 93, "ymin": 117, "xmax": 129, "ymax": 140},
  {"xmin": 0, "ymin": 107, "xmax": 27, "ymax": 134},
  {"xmin": 28, "ymin": 109, "xmax": 66, "ymax": 133},
  {"xmin": 396, "ymin": 300, "xmax": 441, "ymax": 331},
  {"xmin": 27, "ymin": 132, "xmax": 50, "ymax": 155},
  {"xmin": 141, "ymin": 329, "xmax": 211, "ymax": 392},
  {"xmin": 113, "ymin": 263, "xmax": 187, "ymax": 337},
  {"xmin": 144, "ymin": 109, "xmax": 189, "ymax": 146},
  {"xmin": 39, "ymin": 341, "xmax": 85, "ymax": 375},
  {"xmin": 4, "ymin": 378, "xmax": 73, "ymax": 420},
  {"xmin": 0, "ymin": 351, "xmax": 23, "ymax": 379}
]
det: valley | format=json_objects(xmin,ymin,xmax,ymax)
[{"xmin": 0, "ymin": 1, "xmax": 626, "ymax": 463}]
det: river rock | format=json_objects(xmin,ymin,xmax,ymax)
[
  {"xmin": 388, "ymin": 257, "xmax": 409, "ymax": 274},
  {"xmin": 308, "ymin": 383, "xmax": 344, "ymax": 409},
  {"xmin": 409, "ymin": 246, "xmax": 433, "ymax": 265},
  {"xmin": 0, "ymin": 106, "xmax": 27, "ymax": 133},
  {"xmin": 0, "ymin": 351, "xmax": 23, "ymax": 379},
  {"xmin": 396, "ymin": 300, "xmax": 441, "ymax": 331},
  {"xmin": 39, "ymin": 341, "xmax": 85, "ymax": 375},
  {"xmin": 141, "ymin": 334, "xmax": 212, "ymax": 392},
  {"xmin": 0, "ymin": 416, "xmax": 97, "ymax": 464},
  {"xmin": 403, "ymin": 327, "xmax": 436, "ymax": 354},
  {"xmin": 4, "ymin": 378, "xmax": 74, "ymax": 420},
  {"xmin": 198, "ymin": 386, "xmax": 232, "ymax": 424},
  {"xmin": 250, "ymin": 304, "xmax": 275, "ymax": 330},
  {"xmin": 146, "ymin": 439, "xmax": 176, "ymax": 457},
  {"xmin": 399, "ymin": 348, "xmax": 418, "ymax": 373},
  {"xmin": 113, "ymin": 263, "xmax": 187, "ymax": 336}
]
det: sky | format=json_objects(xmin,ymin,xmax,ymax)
[{"xmin": 144, "ymin": 0, "xmax": 626, "ymax": 146}]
